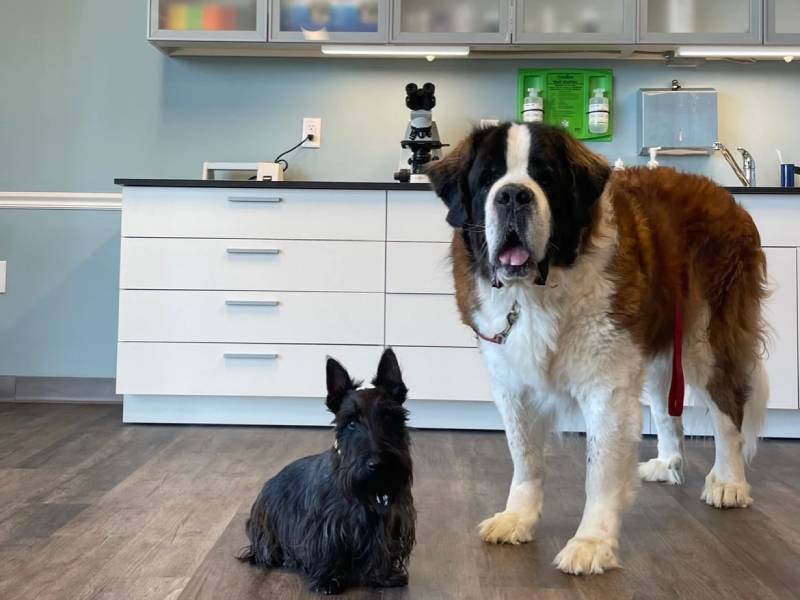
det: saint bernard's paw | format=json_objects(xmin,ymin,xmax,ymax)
[
  {"xmin": 701, "ymin": 472, "xmax": 752, "ymax": 508},
  {"xmin": 478, "ymin": 511, "xmax": 536, "ymax": 545},
  {"xmin": 554, "ymin": 536, "xmax": 620, "ymax": 575},
  {"xmin": 638, "ymin": 455, "xmax": 684, "ymax": 485}
]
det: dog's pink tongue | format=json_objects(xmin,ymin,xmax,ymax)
[{"xmin": 499, "ymin": 246, "xmax": 530, "ymax": 267}]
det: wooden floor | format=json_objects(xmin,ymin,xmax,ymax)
[{"xmin": 1, "ymin": 403, "xmax": 799, "ymax": 600}]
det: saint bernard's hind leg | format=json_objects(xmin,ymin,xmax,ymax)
[
  {"xmin": 698, "ymin": 360, "xmax": 767, "ymax": 509},
  {"xmin": 479, "ymin": 382, "xmax": 552, "ymax": 545},
  {"xmin": 638, "ymin": 356, "xmax": 685, "ymax": 485},
  {"xmin": 555, "ymin": 381, "xmax": 642, "ymax": 575}
]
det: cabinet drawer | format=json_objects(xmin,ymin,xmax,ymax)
[
  {"xmin": 121, "ymin": 187, "xmax": 386, "ymax": 241},
  {"xmin": 386, "ymin": 294, "xmax": 475, "ymax": 348},
  {"xmin": 386, "ymin": 242, "xmax": 454, "ymax": 294},
  {"xmin": 387, "ymin": 191, "xmax": 451, "ymax": 242},
  {"xmin": 393, "ymin": 347, "xmax": 491, "ymax": 402},
  {"xmin": 116, "ymin": 343, "xmax": 384, "ymax": 397},
  {"xmin": 119, "ymin": 290, "xmax": 384, "ymax": 345},
  {"xmin": 120, "ymin": 238, "xmax": 385, "ymax": 292}
]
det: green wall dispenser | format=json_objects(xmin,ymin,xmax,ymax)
[{"xmin": 517, "ymin": 69, "xmax": 614, "ymax": 142}]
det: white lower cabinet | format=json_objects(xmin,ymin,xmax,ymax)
[
  {"xmin": 763, "ymin": 247, "xmax": 799, "ymax": 410},
  {"xmin": 117, "ymin": 343, "xmax": 384, "ymax": 397},
  {"xmin": 116, "ymin": 186, "xmax": 800, "ymax": 434},
  {"xmin": 385, "ymin": 294, "xmax": 475, "ymax": 348}
]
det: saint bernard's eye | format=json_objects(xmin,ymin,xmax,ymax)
[{"xmin": 480, "ymin": 169, "xmax": 500, "ymax": 188}]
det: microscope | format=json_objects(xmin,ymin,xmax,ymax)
[{"xmin": 394, "ymin": 83, "xmax": 447, "ymax": 184}]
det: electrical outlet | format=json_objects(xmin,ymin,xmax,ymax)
[
  {"xmin": 302, "ymin": 118, "xmax": 322, "ymax": 148},
  {"xmin": 0, "ymin": 261, "xmax": 6, "ymax": 293}
]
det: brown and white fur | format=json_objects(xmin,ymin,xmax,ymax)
[{"xmin": 426, "ymin": 123, "xmax": 769, "ymax": 575}]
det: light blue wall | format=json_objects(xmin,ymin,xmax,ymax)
[
  {"xmin": 2, "ymin": 0, "xmax": 800, "ymax": 376},
  {"xmin": 0, "ymin": 210, "xmax": 120, "ymax": 377}
]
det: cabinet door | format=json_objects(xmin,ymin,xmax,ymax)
[
  {"xmin": 638, "ymin": 0, "xmax": 762, "ymax": 43},
  {"xmin": 392, "ymin": 0, "xmax": 510, "ymax": 43},
  {"xmin": 515, "ymin": 0, "xmax": 635, "ymax": 43},
  {"xmin": 271, "ymin": 0, "xmax": 389, "ymax": 42},
  {"xmin": 766, "ymin": 0, "xmax": 800, "ymax": 44},
  {"xmin": 763, "ymin": 248, "xmax": 799, "ymax": 410},
  {"xmin": 149, "ymin": 0, "xmax": 267, "ymax": 41}
]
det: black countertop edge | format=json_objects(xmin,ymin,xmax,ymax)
[
  {"xmin": 114, "ymin": 179, "xmax": 432, "ymax": 191},
  {"xmin": 114, "ymin": 179, "xmax": 800, "ymax": 195},
  {"xmin": 725, "ymin": 187, "xmax": 800, "ymax": 194}
]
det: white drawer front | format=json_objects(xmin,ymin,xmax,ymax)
[
  {"xmin": 738, "ymin": 196, "xmax": 800, "ymax": 247},
  {"xmin": 122, "ymin": 187, "xmax": 386, "ymax": 241},
  {"xmin": 117, "ymin": 343, "xmax": 384, "ymax": 397},
  {"xmin": 393, "ymin": 347, "xmax": 491, "ymax": 402},
  {"xmin": 387, "ymin": 191, "xmax": 451, "ymax": 242},
  {"xmin": 120, "ymin": 238, "xmax": 385, "ymax": 292},
  {"xmin": 119, "ymin": 290, "xmax": 384, "ymax": 345},
  {"xmin": 386, "ymin": 242, "xmax": 454, "ymax": 294},
  {"xmin": 386, "ymin": 294, "xmax": 475, "ymax": 348}
]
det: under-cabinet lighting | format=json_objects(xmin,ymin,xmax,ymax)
[
  {"xmin": 321, "ymin": 45, "xmax": 470, "ymax": 60},
  {"xmin": 676, "ymin": 46, "xmax": 800, "ymax": 59}
]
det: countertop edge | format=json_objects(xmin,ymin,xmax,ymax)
[
  {"xmin": 114, "ymin": 179, "xmax": 432, "ymax": 191},
  {"xmin": 114, "ymin": 179, "xmax": 800, "ymax": 195}
]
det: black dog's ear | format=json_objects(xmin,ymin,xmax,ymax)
[
  {"xmin": 326, "ymin": 357, "xmax": 355, "ymax": 413},
  {"xmin": 372, "ymin": 348, "xmax": 408, "ymax": 404},
  {"xmin": 425, "ymin": 133, "xmax": 477, "ymax": 229}
]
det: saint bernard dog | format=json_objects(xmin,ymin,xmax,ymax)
[{"xmin": 426, "ymin": 123, "xmax": 769, "ymax": 575}]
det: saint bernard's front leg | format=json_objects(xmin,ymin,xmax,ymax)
[
  {"xmin": 479, "ymin": 376, "xmax": 551, "ymax": 545},
  {"xmin": 555, "ymin": 383, "xmax": 642, "ymax": 575}
]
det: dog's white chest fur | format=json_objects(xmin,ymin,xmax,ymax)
[{"xmin": 472, "ymin": 197, "xmax": 640, "ymax": 406}]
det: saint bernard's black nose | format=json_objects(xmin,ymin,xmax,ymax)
[{"xmin": 495, "ymin": 184, "xmax": 532, "ymax": 208}]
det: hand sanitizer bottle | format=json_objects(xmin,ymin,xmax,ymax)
[
  {"xmin": 522, "ymin": 88, "xmax": 544, "ymax": 123},
  {"xmin": 588, "ymin": 88, "xmax": 609, "ymax": 134}
]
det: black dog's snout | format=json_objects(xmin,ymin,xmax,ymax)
[{"xmin": 495, "ymin": 184, "xmax": 532, "ymax": 208}]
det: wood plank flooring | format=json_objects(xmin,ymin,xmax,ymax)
[{"xmin": 1, "ymin": 402, "xmax": 798, "ymax": 599}]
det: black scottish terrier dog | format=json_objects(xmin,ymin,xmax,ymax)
[{"xmin": 238, "ymin": 348, "xmax": 416, "ymax": 595}]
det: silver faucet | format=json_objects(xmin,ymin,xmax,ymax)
[{"xmin": 714, "ymin": 142, "xmax": 756, "ymax": 187}]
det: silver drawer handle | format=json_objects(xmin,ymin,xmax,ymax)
[
  {"xmin": 225, "ymin": 300, "xmax": 280, "ymax": 307},
  {"xmin": 228, "ymin": 196, "xmax": 283, "ymax": 203},
  {"xmin": 224, "ymin": 353, "xmax": 279, "ymax": 360},
  {"xmin": 226, "ymin": 248, "xmax": 281, "ymax": 255}
]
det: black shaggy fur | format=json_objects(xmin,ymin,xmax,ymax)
[{"xmin": 238, "ymin": 348, "xmax": 416, "ymax": 595}]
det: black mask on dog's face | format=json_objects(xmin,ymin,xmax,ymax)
[
  {"xmin": 326, "ymin": 349, "xmax": 411, "ymax": 496},
  {"xmin": 426, "ymin": 123, "xmax": 610, "ymax": 287}
]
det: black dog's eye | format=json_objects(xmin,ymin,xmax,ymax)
[{"xmin": 347, "ymin": 419, "xmax": 358, "ymax": 429}]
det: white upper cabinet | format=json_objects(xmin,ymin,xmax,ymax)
[
  {"xmin": 766, "ymin": 0, "xmax": 800, "ymax": 44},
  {"xmin": 149, "ymin": 0, "xmax": 267, "ymax": 41},
  {"xmin": 271, "ymin": 0, "xmax": 389, "ymax": 42},
  {"xmin": 515, "ymin": 0, "xmax": 636, "ymax": 43},
  {"xmin": 392, "ymin": 0, "xmax": 511, "ymax": 43},
  {"xmin": 638, "ymin": 0, "xmax": 762, "ymax": 44}
]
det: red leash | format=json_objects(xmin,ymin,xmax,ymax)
[{"xmin": 668, "ymin": 300, "xmax": 685, "ymax": 417}]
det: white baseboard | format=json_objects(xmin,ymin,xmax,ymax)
[
  {"xmin": 0, "ymin": 191, "xmax": 121, "ymax": 210},
  {"xmin": 122, "ymin": 394, "xmax": 800, "ymax": 438}
]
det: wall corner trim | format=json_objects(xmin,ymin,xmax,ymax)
[{"xmin": 0, "ymin": 191, "xmax": 122, "ymax": 211}]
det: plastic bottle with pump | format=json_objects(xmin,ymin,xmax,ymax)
[
  {"xmin": 522, "ymin": 88, "xmax": 544, "ymax": 123},
  {"xmin": 587, "ymin": 88, "xmax": 609, "ymax": 135}
]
